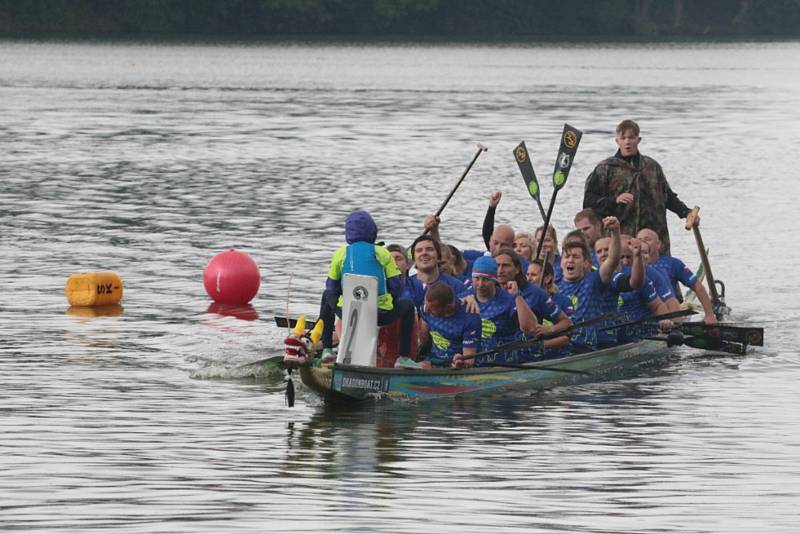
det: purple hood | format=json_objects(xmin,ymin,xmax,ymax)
[{"xmin": 345, "ymin": 211, "xmax": 378, "ymax": 244}]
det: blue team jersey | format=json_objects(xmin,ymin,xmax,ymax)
[
  {"xmin": 551, "ymin": 292, "xmax": 575, "ymax": 317},
  {"xmin": 557, "ymin": 270, "xmax": 628, "ymax": 350},
  {"xmin": 419, "ymin": 304, "xmax": 481, "ymax": 367},
  {"xmin": 552, "ymin": 255, "xmax": 564, "ymax": 287},
  {"xmin": 646, "ymin": 264, "xmax": 675, "ymax": 302},
  {"xmin": 474, "ymin": 287, "xmax": 520, "ymax": 348},
  {"xmin": 466, "ymin": 287, "xmax": 540, "ymax": 365},
  {"xmin": 617, "ymin": 266, "xmax": 659, "ymax": 343},
  {"xmin": 462, "ymin": 249, "xmax": 485, "ymax": 278},
  {"xmin": 401, "ymin": 273, "xmax": 468, "ymax": 311},
  {"xmin": 519, "ymin": 283, "xmax": 562, "ymax": 324},
  {"xmin": 651, "ymin": 255, "xmax": 697, "ymax": 297}
]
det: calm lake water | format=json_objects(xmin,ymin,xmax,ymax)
[{"xmin": 2, "ymin": 39, "xmax": 800, "ymax": 533}]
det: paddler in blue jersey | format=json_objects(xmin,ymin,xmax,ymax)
[
  {"xmin": 614, "ymin": 236, "xmax": 671, "ymax": 343},
  {"xmin": 417, "ymin": 283, "xmax": 481, "ymax": 369},
  {"xmin": 556, "ymin": 216, "xmax": 644, "ymax": 352},
  {"xmin": 467, "ymin": 255, "xmax": 539, "ymax": 366},
  {"xmin": 493, "ymin": 247, "xmax": 572, "ymax": 357},
  {"xmin": 317, "ymin": 211, "xmax": 415, "ymax": 363},
  {"xmin": 401, "ymin": 234, "xmax": 470, "ymax": 312},
  {"xmin": 637, "ymin": 227, "xmax": 717, "ymax": 324},
  {"xmin": 596, "ymin": 235, "xmax": 679, "ymax": 314}
]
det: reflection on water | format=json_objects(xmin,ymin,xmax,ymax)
[{"xmin": 1, "ymin": 40, "xmax": 800, "ymax": 532}]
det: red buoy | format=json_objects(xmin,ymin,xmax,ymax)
[{"xmin": 203, "ymin": 249, "xmax": 261, "ymax": 305}]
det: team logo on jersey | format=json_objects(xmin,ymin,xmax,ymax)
[
  {"xmin": 515, "ymin": 146, "xmax": 528, "ymax": 163},
  {"xmin": 481, "ymin": 319, "xmax": 497, "ymax": 340},
  {"xmin": 430, "ymin": 331, "xmax": 451, "ymax": 351},
  {"xmin": 564, "ymin": 130, "xmax": 578, "ymax": 149}
]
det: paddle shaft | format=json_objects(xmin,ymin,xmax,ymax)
[
  {"xmin": 467, "ymin": 311, "xmax": 622, "ymax": 360},
  {"xmin": 599, "ymin": 308, "xmax": 697, "ymax": 332},
  {"xmin": 685, "ymin": 207, "xmax": 721, "ymax": 303},
  {"xmin": 534, "ymin": 191, "xmax": 559, "ymax": 260},
  {"xmin": 422, "ymin": 143, "xmax": 488, "ymax": 235},
  {"xmin": 487, "ymin": 362, "xmax": 590, "ymax": 375},
  {"xmin": 538, "ymin": 251, "xmax": 550, "ymax": 289}
]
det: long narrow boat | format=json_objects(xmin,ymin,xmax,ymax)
[{"xmin": 299, "ymin": 339, "xmax": 670, "ymax": 405}]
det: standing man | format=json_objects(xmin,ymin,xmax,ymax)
[{"xmin": 583, "ymin": 119, "xmax": 692, "ymax": 255}]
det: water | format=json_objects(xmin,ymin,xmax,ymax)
[{"xmin": 1, "ymin": 39, "xmax": 799, "ymax": 533}]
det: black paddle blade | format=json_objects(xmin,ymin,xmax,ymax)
[
  {"xmin": 680, "ymin": 323, "xmax": 764, "ymax": 346},
  {"xmin": 551, "ymin": 123, "xmax": 583, "ymax": 191},
  {"xmin": 514, "ymin": 141, "xmax": 541, "ymax": 201},
  {"xmin": 682, "ymin": 335, "xmax": 747, "ymax": 355},
  {"xmin": 274, "ymin": 316, "xmax": 320, "ymax": 329}
]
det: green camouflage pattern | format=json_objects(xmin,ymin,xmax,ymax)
[{"xmin": 586, "ymin": 154, "xmax": 677, "ymax": 255}]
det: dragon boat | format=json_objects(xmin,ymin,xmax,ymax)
[{"xmin": 285, "ymin": 273, "xmax": 762, "ymax": 407}]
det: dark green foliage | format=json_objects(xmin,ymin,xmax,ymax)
[{"xmin": 0, "ymin": 0, "xmax": 798, "ymax": 38}]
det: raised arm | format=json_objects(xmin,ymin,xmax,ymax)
[
  {"xmin": 423, "ymin": 214, "xmax": 442, "ymax": 244},
  {"xmin": 628, "ymin": 237, "xmax": 645, "ymax": 289},
  {"xmin": 598, "ymin": 217, "xmax": 621, "ymax": 284},
  {"xmin": 482, "ymin": 191, "xmax": 501, "ymax": 250}
]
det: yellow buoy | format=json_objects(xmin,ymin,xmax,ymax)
[{"xmin": 65, "ymin": 272, "xmax": 124, "ymax": 307}]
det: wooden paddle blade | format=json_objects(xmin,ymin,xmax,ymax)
[{"xmin": 551, "ymin": 123, "xmax": 583, "ymax": 191}]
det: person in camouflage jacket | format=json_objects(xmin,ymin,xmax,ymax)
[{"xmin": 582, "ymin": 120, "xmax": 691, "ymax": 256}]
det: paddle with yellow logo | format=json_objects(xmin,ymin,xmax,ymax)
[
  {"xmin": 513, "ymin": 140, "xmax": 547, "ymax": 221},
  {"xmin": 534, "ymin": 123, "xmax": 583, "ymax": 260}
]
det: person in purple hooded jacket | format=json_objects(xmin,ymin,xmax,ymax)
[{"xmin": 318, "ymin": 211, "xmax": 415, "ymax": 362}]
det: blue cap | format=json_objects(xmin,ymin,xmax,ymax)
[{"xmin": 472, "ymin": 255, "xmax": 497, "ymax": 280}]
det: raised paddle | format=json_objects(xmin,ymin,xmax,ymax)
[
  {"xmin": 685, "ymin": 207, "xmax": 728, "ymax": 319},
  {"xmin": 422, "ymin": 143, "xmax": 488, "ymax": 236},
  {"xmin": 534, "ymin": 124, "xmax": 583, "ymax": 260},
  {"xmin": 513, "ymin": 141, "xmax": 547, "ymax": 221}
]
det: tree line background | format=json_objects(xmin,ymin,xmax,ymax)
[{"xmin": 1, "ymin": 0, "xmax": 798, "ymax": 38}]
